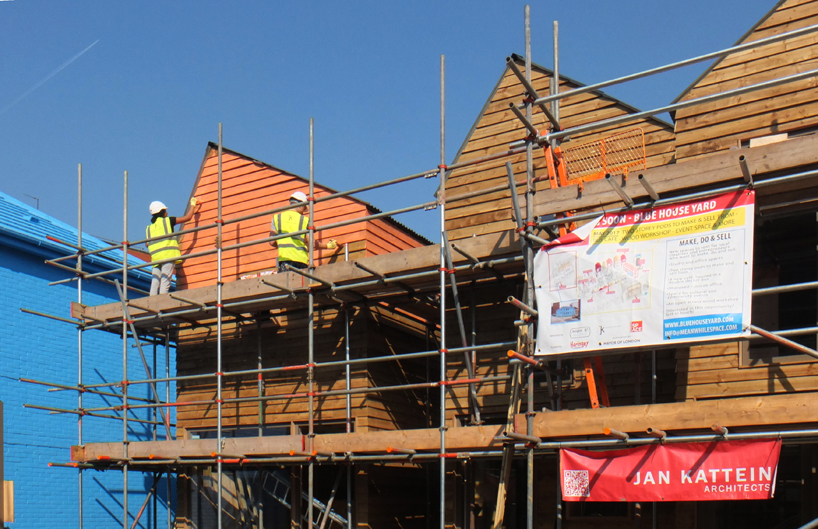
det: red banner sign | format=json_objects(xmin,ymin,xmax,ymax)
[{"xmin": 560, "ymin": 439, "xmax": 781, "ymax": 502}]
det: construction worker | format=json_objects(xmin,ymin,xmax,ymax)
[
  {"xmin": 146, "ymin": 198, "xmax": 200, "ymax": 295},
  {"xmin": 270, "ymin": 191, "xmax": 337, "ymax": 272}
]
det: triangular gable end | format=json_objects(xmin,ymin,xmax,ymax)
[
  {"xmin": 673, "ymin": 0, "xmax": 818, "ymax": 161},
  {"xmin": 176, "ymin": 145, "xmax": 428, "ymax": 291},
  {"xmin": 445, "ymin": 55, "xmax": 676, "ymax": 242}
]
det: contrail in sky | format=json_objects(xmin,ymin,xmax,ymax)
[{"xmin": 1, "ymin": 39, "xmax": 99, "ymax": 116}]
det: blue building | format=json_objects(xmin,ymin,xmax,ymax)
[{"xmin": 0, "ymin": 191, "xmax": 175, "ymax": 528}]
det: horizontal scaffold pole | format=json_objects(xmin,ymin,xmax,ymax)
[{"xmin": 528, "ymin": 22, "xmax": 818, "ymax": 107}]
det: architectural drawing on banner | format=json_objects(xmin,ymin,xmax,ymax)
[{"xmin": 534, "ymin": 190, "xmax": 755, "ymax": 355}]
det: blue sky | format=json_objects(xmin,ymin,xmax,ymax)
[{"xmin": 0, "ymin": 1, "xmax": 777, "ymax": 244}]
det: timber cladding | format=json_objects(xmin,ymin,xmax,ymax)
[
  {"xmin": 175, "ymin": 144, "xmax": 428, "ymax": 291},
  {"xmin": 676, "ymin": 342, "xmax": 818, "ymax": 400},
  {"xmin": 175, "ymin": 305, "xmax": 432, "ymax": 433},
  {"xmin": 674, "ymin": 0, "xmax": 818, "ymax": 161},
  {"xmin": 444, "ymin": 56, "xmax": 675, "ymax": 242}
]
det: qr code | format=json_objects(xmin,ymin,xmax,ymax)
[{"xmin": 563, "ymin": 470, "xmax": 590, "ymax": 497}]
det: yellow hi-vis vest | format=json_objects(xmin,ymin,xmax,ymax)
[
  {"xmin": 146, "ymin": 217, "xmax": 182, "ymax": 265},
  {"xmin": 273, "ymin": 211, "xmax": 308, "ymax": 264}
]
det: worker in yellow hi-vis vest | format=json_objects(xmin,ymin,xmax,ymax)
[
  {"xmin": 146, "ymin": 198, "xmax": 201, "ymax": 295},
  {"xmin": 270, "ymin": 191, "xmax": 337, "ymax": 272}
]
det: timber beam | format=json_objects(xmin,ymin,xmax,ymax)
[
  {"xmin": 523, "ymin": 392, "xmax": 818, "ymax": 438},
  {"xmin": 72, "ymin": 393, "xmax": 818, "ymax": 463}
]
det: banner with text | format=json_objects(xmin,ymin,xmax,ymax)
[
  {"xmin": 534, "ymin": 190, "xmax": 755, "ymax": 356},
  {"xmin": 560, "ymin": 439, "xmax": 781, "ymax": 502}
]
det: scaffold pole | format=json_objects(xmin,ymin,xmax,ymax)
[
  {"xmin": 216, "ymin": 122, "xmax": 224, "ymax": 529},
  {"xmin": 308, "ymin": 116, "xmax": 316, "ymax": 529},
  {"xmin": 122, "ymin": 169, "xmax": 130, "ymax": 529},
  {"xmin": 438, "ymin": 52, "xmax": 447, "ymax": 529},
  {"xmin": 77, "ymin": 162, "xmax": 84, "ymax": 529}
]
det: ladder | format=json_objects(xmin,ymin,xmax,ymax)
[{"xmin": 262, "ymin": 469, "xmax": 349, "ymax": 528}]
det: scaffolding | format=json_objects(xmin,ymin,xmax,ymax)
[{"xmin": 17, "ymin": 8, "xmax": 818, "ymax": 529}]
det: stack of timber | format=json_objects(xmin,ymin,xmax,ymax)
[
  {"xmin": 176, "ymin": 305, "xmax": 431, "ymax": 434},
  {"xmin": 176, "ymin": 144, "xmax": 429, "ymax": 290},
  {"xmin": 674, "ymin": 0, "xmax": 818, "ymax": 161},
  {"xmin": 445, "ymin": 55, "xmax": 675, "ymax": 242}
]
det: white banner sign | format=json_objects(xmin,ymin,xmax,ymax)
[{"xmin": 534, "ymin": 190, "xmax": 755, "ymax": 356}]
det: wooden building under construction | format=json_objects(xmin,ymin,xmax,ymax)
[{"xmin": 23, "ymin": 0, "xmax": 818, "ymax": 528}]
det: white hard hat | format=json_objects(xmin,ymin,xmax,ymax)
[
  {"xmin": 290, "ymin": 191, "xmax": 308, "ymax": 203},
  {"xmin": 149, "ymin": 201, "xmax": 167, "ymax": 214}
]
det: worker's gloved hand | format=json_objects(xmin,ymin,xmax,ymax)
[
  {"xmin": 190, "ymin": 197, "xmax": 199, "ymax": 207},
  {"xmin": 327, "ymin": 239, "xmax": 338, "ymax": 249}
]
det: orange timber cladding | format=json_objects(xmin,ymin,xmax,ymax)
[{"xmin": 176, "ymin": 146, "xmax": 428, "ymax": 292}]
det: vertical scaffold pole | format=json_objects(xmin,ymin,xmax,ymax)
[
  {"xmin": 652, "ymin": 350, "xmax": 657, "ymax": 529},
  {"xmin": 152, "ymin": 341, "xmax": 158, "ymax": 529},
  {"xmin": 344, "ymin": 244, "xmax": 354, "ymax": 529},
  {"xmin": 258, "ymin": 320, "xmax": 264, "ymax": 437},
  {"xmin": 524, "ymin": 7, "xmax": 536, "ymax": 529},
  {"xmin": 153, "ymin": 342, "xmax": 158, "ymax": 442},
  {"xmin": 122, "ymin": 170, "xmax": 129, "ymax": 529},
  {"xmin": 77, "ymin": 163, "xmax": 84, "ymax": 529},
  {"xmin": 438, "ymin": 53, "xmax": 447, "ymax": 529},
  {"xmin": 257, "ymin": 318, "xmax": 265, "ymax": 528},
  {"xmin": 165, "ymin": 332, "xmax": 172, "ymax": 529},
  {"xmin": 552, "ymin": 20, "xmax": 564, "ymax": 529},
  {"xmin": 308, "ymin": 117, "xmax": 316, "ymax": 529},
  {"xmin": 552, "ymin": 21, "xmax": 560, "ymax": 132},
  {"xmin": 217, "ymin": 123, "xmax": 224, "ymax": 529}
]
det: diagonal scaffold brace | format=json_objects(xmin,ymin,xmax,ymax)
[
  {"xmin": 441, "ymin": 231, "xmax": 482, "ymax": 425},
  {"xmin": 113, "ymin": 279, "xmax": 172, "ymax": 440},
  {"xmin": 505, "ymin": 162, "xmax": 556, "ymax": 406}
]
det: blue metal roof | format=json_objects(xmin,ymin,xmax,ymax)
[{"xmin": 0, "ymin": 190, "xmax": 153, "ymax": 284}]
